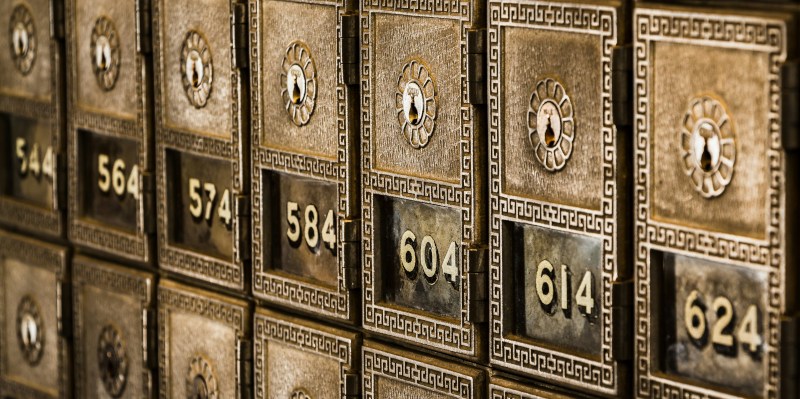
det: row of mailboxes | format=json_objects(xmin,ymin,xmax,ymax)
[{"xmin": 2, "ymin": 0, "xmax": 800, "ymax": 398}]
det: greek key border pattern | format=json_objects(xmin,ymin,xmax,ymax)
[
  {"xmin": 487, "ymin": 0, "xmax": 619, "ymax": 393},
  {"xmin": 363, "ymin": 346, "xmax": 476, "ymax": 398},
  {"xmin": 633, "ymin": 9, "xmax": 785, "ymax": 398},
  {"xmin": 0, "ymin": 198, "xmax": 62, "ymax": 237}
]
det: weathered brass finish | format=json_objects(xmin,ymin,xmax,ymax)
[
  {"xmin": 0, "ymin": 0, "xmax": 65, "ymax": 238},
  {"xmin": 490, "ymin": 377, "xmax": 577, "ymax": 399},
  {"xmin": 0, "ymin": 230, "xmax": 69, "ymax": 398},
  {"xmin": 72, "ymin": 256, "xmax": 155, "ymax": 399},
  {"xmin": 250, "ymin": 0, "xmax": 360, "ymax": 321}
]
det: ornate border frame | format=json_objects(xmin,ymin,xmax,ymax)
[
  {"xmin": 487, "ymin": 1, "xmax": 624, "ymax": 395},
  {"xmin": 152, "ymin": 0, "xmax": 250, "ymax": 290},
  {"xmin": 249, "ymin": 0, "xmax": 360, "ymax": 322},
  {"xmin": 65, "ymin": 0, "xmax": 154, "ymax": 263},
  {"xmin": 71, "ymin": 256, "xmax": 154, "ymax": 399},
  {"xmin": 253, "ymin": 308, "xmax": 358, "ymax": 399},
  {"xmin": 157, "ymin": 281, "xmax": 248, "ymax": 399},
  {"xmin": 0, "ymin": 231, "xmax": 69, "ymax": 399},
  {"xmin": 0, "ymin": 1, "xmax": 65, "ymax": 238},
  {"xmin": 633, "ymin": 8, "xmax": 786, "ymax": 398},
  {"xmin": 360, "ymin": 0, "xmax": 486, "ymax": 358},
  {"xmin": 363, "ymin": 341, "xmax": 482, "ymax": 398}
]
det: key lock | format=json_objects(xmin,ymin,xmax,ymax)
[
  {"xmin": 9, "ymin": 4, "xmax": 36, "ymax": 75},
  {"xmin": 679, "ymin": 95, "xmax": 736, "ymax": 198},
  {"xmin": 16, "ymin": 295, "xmax": 44, "ymax": 365},
  {"xmin": 186, "ymin": 355, "xmax": 218, "ymax": 399},
  {"xmin": 91, "ymin": 16, "xmax": 121, "ymax": 91},
  {"xmin": 181, "ymin": 30, "xmax": 213, "ymax": 108},
  {"xmin": 97, "ymin": 325, "xmax": 129, "ymax": 397},
  {"xmin": 396, "ymin": 59, "xmax": 437, "ymax": 149},
  {"xmin": 281, "ymin": 41, "xmax": 317, "ymax": 126},
  {"xmin": 527, "ymin": 78, "xmax": 575, "ymax": 172}
]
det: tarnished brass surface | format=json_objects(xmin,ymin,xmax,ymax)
[
  {"xmin": 0, "ymin": 230, "xmax": 69, "ymax": 398},
  {"xmin": 490, "ymin": 377, "xmax": 579, "ymax": 399}
]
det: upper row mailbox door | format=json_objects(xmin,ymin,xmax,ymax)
[
  {"xmin": 0, "ymin": 0, "xmax": 65, "ymax": 238},
  {"xmin": 634, "ymin": 5, "xmax": 797, "ymax": 398},
  {"xmin": 66, "ymin": 0, "xmax": 155, "ymax": 264},
  {"xmin": 487, "ymin": 1, "xmax": 631, "ymax": 396},
  {"xmin": 250, "ymin": 0, "xmax": 361, "ymax": 323},
  {"xmin": 360, "ymin": 0, "xmax": 488, "ymax": 360},
  {"xmin": 154, "ymin": 0, "xmax": 250, "ymax": 291}
]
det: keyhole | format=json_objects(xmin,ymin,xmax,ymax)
[
  {"xmin": 102, "ymin": 346, "xmax": 118, "ymax": 377},
  {"xmin": 21, "ymin": 315, "xmax": 36, "ymax": 345},
  {"xmin": 192, "ymin": 376, "xmax": 208, "ymax": 399},
  {"xmin": 190, "ymin": 63, "xmax": 200, "ymax": 88},
  {"xmin": 99, "ymin": 52, "xmax": 108, "ymax": 70},
  {"xmin": 543, "ymin": 118, "xmax": 557, "ymax": 147},
  {"xmin": 13, "ymin": 25, "xmax": 27, "ymax": 56},
  {"xmin": 290, "ymin": 79, "xmax": 301, "ymax": 104},
  {"xmin": 408, "ymin": 101, "xmax": 420, "ymax": 125},
  {"xmin": 700, "ymin": 144, "xmax": 713, "ymax": 172}
]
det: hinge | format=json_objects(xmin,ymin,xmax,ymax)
[
  {"xmin": 55, "ymin": 152, "xmax": 67, "ymax": 210},
  {"xmin": 237, "ymin": 339, "xmax": 253, "ymax": 399},
  {"xmin": 231, "ymin": 3, "xmax": 249, "ymax": 70},
  {"xmin": 781, "ymin": 62, "xmax": 800, "ymax": 151},
  {"xmin": 341, "ymin": 218, "xmax": 361, "ymax": 289},
  {"xmin": 49, "ymin": 0, "xmax": 64, "ymax": 39},
  {"xmin": 781, "ymin": 316, "xmax": 798, "ymax": 398},
  {"xmin": 611, "ymin": 280, "xmax": 633, "ymax": 361},
  {"xmin": 135, "ymin": 0, "xmax": 152, "ymax": 53},
  {"xmin": 612, "ymin": 45, "xmax": 632, "ymax": 128},
  {"xmin": 340, "ymin": 13, "xmax": 359, "ymax": 85},
  {"xmin": 143, "ymin": 309, "xmax": 158, "ymax": 369},
  {"xmin": 142, "ymin": 171, "xmax": 155, "ymax": 234},
  {"xmin": 343, "ymin": 372, "xmax": 360, "ymax": 397},
  {"xmin": 235, "ymin": 194, "xmax": 251, "ymax": 262},
  {"xmin": 466, "ymin": 247, "xmax": 487, "ymax": 323},
  {"xmin": 467, "ymin": 29, "xmax": 486, "ymax": 105},
  {"xmin": 57, "ymin": 279, "xmax": 71, "ymax": 338}
]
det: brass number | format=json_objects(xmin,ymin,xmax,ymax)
[
  {"xmin": 97, "ymin": 153, "xmax": 139, "ymax": 200},
  {"xmin": 399, "ymin": 230, "xmax": 458, "ymax": 287},
  {"xmin": 285, "ymin": 201, "xmax": 336, "ymax": 251},
  {"xmin": 15, "ymin": 138, "xmax": 54, "ymax": 180},
  {"xmin": 683, "ymin": 290, "xmax": 762, "ymax": 357},
  {"xmin": 187, "ymin": 178, "xmax": 231, "ymax": 227},
  {"xmin": 534, "ymin": 260, "xmax": 595, "ymax": 317}
]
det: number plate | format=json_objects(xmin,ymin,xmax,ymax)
[
  {"xmin": 361, "ymin": 0, "xmax": 487, "ymax": 359},
  {"xmin": 250, "ymin": 0, "xmax": 360, "ymax": 322},
  {"xmin": 66, "ymin": 0, "xmax": 155, "ymax": 263},
  {"xmin": 254, "ymin": 308, "xmax": 360, "ymax": 398},
  {"xmin": 157, "ymin": 280, "xmax": 249, "ymax": 399},
  {"xmin": 634, "ymin": 5, "xmax": 797, "ymax": 397},
  {"xmin": 154, "ymin": 0, "xmax": 249, "ymax": 290},
  {"xmin": 0, "ymin": 231, "xmax": 69, "ymax": 399},
  {"xmin": 72, "ymin": 256, "xmax": 155, "ymax": 399},
  {"xmin": 487, "ymin": 0, "xmax": 630, "ymax": 394},
  {"xmin": 363, "ymin": 340, "xmax": 484, "ymax": 399},
  {"xmin": 0, "ymin": 0, "xmax": 65, "ymax": 237}
]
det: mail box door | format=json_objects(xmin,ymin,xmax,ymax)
[
  {"xmin": 490, "ymin": 377, "xmax": 579, "ymax": 399},
  {"xmin": 154, "ymin": 0, "xmax": 250, "ymax": 290},
  {"xmin": 66, "ymin": 0, "xmax": 155, "ymax": 263},
  {"xmin": 72, "ymin": 256, "xmax": 155, "ymax": 399},
  {"xmin": 157, "ymin": 280, "xmax": 250, "ymax": 399},
  {"xmin": 360, "ymin": 0, "xmax": 487, "ymax": 360},
  {"xmin": 0, "ymin": 0, "xmax": 65, "ymax": 238},
  {"xmin": 0, "ymin": 231, "xmax": 69, "ymax": 398},
  {"xmin": 254, "ymin": 308, "xmax": 360, "ymax": 398},
  {"xmin": 634, "ymin": 5, "xmax": 797, "ymax": 398},
  {"xmin": 487, "ymin": 1, "xmax": 631, "ymax": 396},
  {"xmin": 250, "ymin": 0, "xmax": 360, "ymax": 323}
]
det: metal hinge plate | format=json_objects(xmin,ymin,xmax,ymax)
[
  {"xmin": 231, "ymin": 2, "xmax": 248, "ymax": 69},
  {"xmin": 341, "ymin": 13, "xmax": 359, "ymax": 85},
  {"xmin": 612, "ymin": 45, "xmax": 632, "ymax": 128},
  {"xmin": 467, "ymin": 29, "xmax": 486, "ymax": 105},
  {"xmin": 611, "ymin": 280, "xmax": 633, "ymax": 361},
  {"xmin": 467, "ymin": 247, "xmax": 487, "ymax": 323},
  {"xmin": 781, "ymin": 61, "xmax": 800, "ymax": 151},
  {"xmin": 136, "ymin": 0, "xmax": 152, "ymax": 53},
  {"xmin": 235, "ymin": 194, "xmax": 251, "ymax": 262}
]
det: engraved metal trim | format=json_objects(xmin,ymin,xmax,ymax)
[
  {"xmin": 90, "ymin": 16, "xmax": 121, "ymax": 91},
  {"xmin": 291, "ymin": 389, "xmax": 311, "ymax": 399},
  {"xmin": 180, "ymin": 30, "xmax": 213, "ymax": 109},
  {"xmin": 528, "ymin": 78, "xmax": 574, "ymax": 172},
  {"xmin": 186, "ymin": 355, "xmax": 218, "ymax": 399},
  {"xmin": 9, "ymin": 4, "xmax": 36, "ymax": 76},
  {"xmin": 16, "ymin": 295, "xmax": 44, "ymax": 366},
  {"xmin": 395, "ymin": 59, "xmax": 437, "ymax": 149},
  {"xmin": 679, "ymin": 95, "xmax": 736, "ymax": 198},
  {"xmin": 97, "ymin": 324, "xmax": 128, "ymax": 398},
  {"xmin": 281, "ymin": 41, "xmax": 317, "ymax": 126}
]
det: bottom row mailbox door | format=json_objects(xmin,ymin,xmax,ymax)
[
  {"xmin": 72, "ymin": 256, "xmax": 155, "ymax": 399},
  {"xmin": 0, "ymin": 230, "xmax": 69, "ymax": 398}
]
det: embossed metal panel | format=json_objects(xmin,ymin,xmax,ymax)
[
  {"xmin": 250, "ymin": 0, "xmax": 360, "ymax": 323},
  {"xmin": 634, "ymin": 5, "xmax": 797, "ymax": 398},
  {"xmin": 254, "ymin": 308, "xmax": 360, "ymax": 398},
  {"xmin": 363, "ymin": 340, "xmax": 485, "ymax": 399},
  {"xmin": 361, "ymin": 0, "xmax": 487, "ymax": 359},
  {"xmin": 0, "ymin": 0, "xmax": 65, "ymax": 238},
  {"xmin": 66, "ymin": 0, "xmax": 155, "ymax": 263},
  {"xmin": 0, "ymin": 230, "xmax": 69, "ymax": 398},
  {"xmin": 157, "ymin": 280, "xmax": 250, "ymax": 399},
  {"xmin": 490, "ymin": 377, "xmax": 577, "ymax": 399},
  {"xmin": 72, "ymin": 256, "xmax": 155, "ymax": 399},
  {"xmin": 154, "ymin": 0, "xmax": 250, "ymax": 290},
  {"xmin": 487, "ymin": 1, "xmax": 631, "ymax": 395}
]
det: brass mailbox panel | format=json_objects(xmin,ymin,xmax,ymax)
[
  {"xmin": 487, "ymin": 1, "xmax": 631, "ymax": 395},
  {"xmin": 250, "ymin": 0, "xmax": 360, "ymax": 322},
  {"xmin": 72, "ymin": 256, "xmax": 155, "ymax": 399},
  {"xmin": 0, "ymin": 0, "xmax": 65, "ymax": 238},
  {"xmin": 361, "ymin": 0, "xmax": 487, "ymax": 359},
  {"xmin": 0, "ymin": 230, "xmax": 69, "ymax": 398},
  {"xmin": 154, "ymin": 0, "xmax": 250, "ymax": 290},
  {"xmin": 254, "ymin": 308, "xmax": 360, "ymax": 398},
  {"xmin": 363, "ymin": 340, "xmax": 485, "ymax": 399},
  {"xmin": 490, "ymin": 377, "xmax": 578, "ymax": 399},
  {"xmin": 634, "ymin": 5, "xmax": 797, "ymax": 398},
  {"xmin": 157, "ymin": 280, "xmax": 250, "ymax": 399},
  {"xmin": 66, "ymin": 0, "xmax": 155, "ymax": 263}
]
